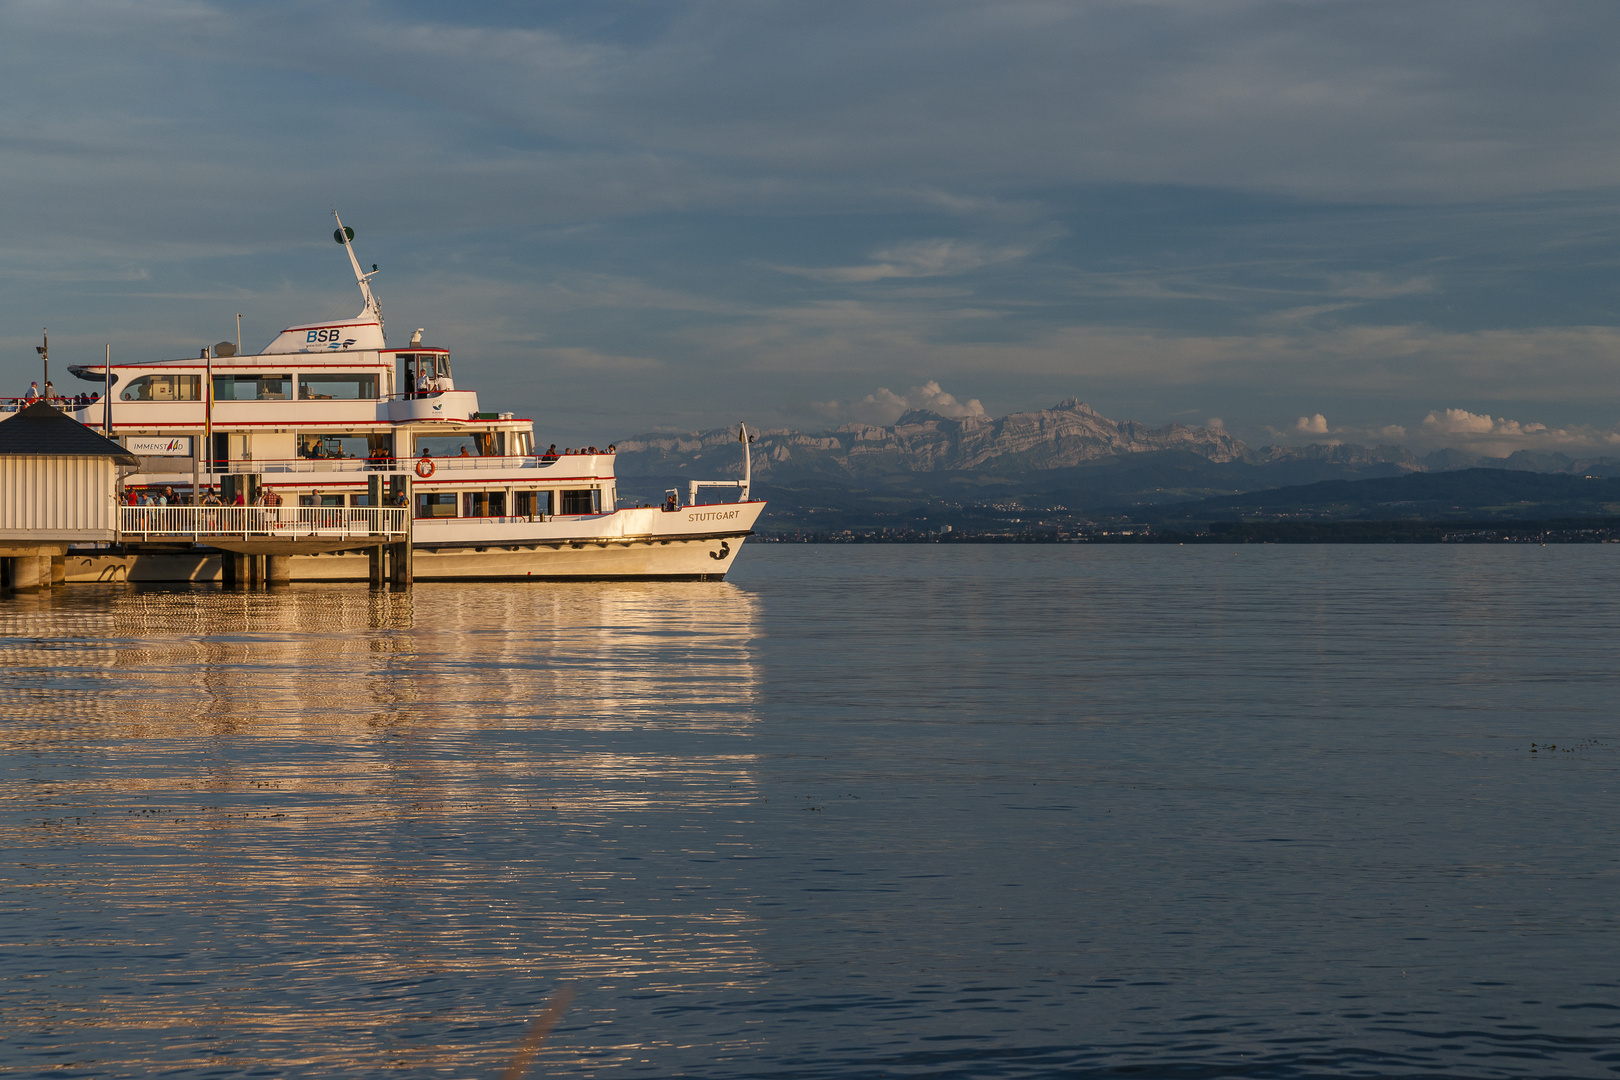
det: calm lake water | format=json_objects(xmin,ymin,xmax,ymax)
[{"xmin": 2, "ymin": 545, "xmax": 1618, "ymax": 1078}]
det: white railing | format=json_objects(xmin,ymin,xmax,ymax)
[{"xmin": 120, "ymin": 505, "xmax": 409, "ymax": 540}]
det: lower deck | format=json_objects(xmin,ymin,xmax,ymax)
[{"xmin": 65, "ymin": 530, "xmax": 751, "ymax": 583}]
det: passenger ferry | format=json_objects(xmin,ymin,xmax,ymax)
[{"xmin": 29, "ymin": 216, "xmax": 764, "ymax": 581}]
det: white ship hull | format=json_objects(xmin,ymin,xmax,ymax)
[{"xmin": 64, "ymin": 502, "xmax": 764, "ymax": 583}]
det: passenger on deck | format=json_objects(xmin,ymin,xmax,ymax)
[
  {"xmin": 24, "ymin": 382, "xmax": 39, "ymax": 402},
  {"xmin": 542, "ymin": 444, "xmax": 558, "ymax": 462},
  {"xmin": 416, "ymin": 368, "xmax": 435, "ymax": 397},
  {"xmin": 607, "ymin": 444, "xmax": 615, "ymax": 453},
  {"xmin": 458, "ymin": 445, "xmax": 471, "ymax": 457}
]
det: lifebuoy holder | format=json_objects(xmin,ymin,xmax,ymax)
[{"xmin": 415, "ymin": 458, "xmax": 435, "ymax": 478}]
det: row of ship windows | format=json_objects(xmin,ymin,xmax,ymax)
[
  {"xmin": 311, "ymin": 490, "xmax": 601, "ymax": 517},
  {"xmin": 120, "ymin": 373, "xmax": 379, "ymax": 402},
  {"xmin": 418, "ymin": 490, "xmax": 600, "ymax": 517}
]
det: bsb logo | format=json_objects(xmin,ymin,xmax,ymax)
[{"xmin": 306, "ymin": 328, "xmax": 357, "ymax": 349}]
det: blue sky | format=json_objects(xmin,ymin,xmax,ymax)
[{"xmin": 5, "ymin": 0, "xmax": 1620, "ymax": 454}]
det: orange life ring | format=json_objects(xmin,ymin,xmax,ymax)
[{"xmin": 415, "ymin": 458, "xmax": 435, "ymax": 478}]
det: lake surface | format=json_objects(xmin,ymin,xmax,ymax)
[{"xmin": 2, "ymin": 545, "xmax": 1618, "ymax": 1078}]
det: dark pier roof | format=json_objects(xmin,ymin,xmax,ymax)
[{"xmin": 0, "ymin": 401, "xmax": 139, "ymax": 464}]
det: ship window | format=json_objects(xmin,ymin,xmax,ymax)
[
  {"xmin": 213, "ymin": 374, "xmax": 290, "ymax": 401},
  {"xmin": 560, "ymin": 489, "xmax": 599, "ymax": 515},
  {"xmin": 463, "ymin": 491, "xmax": 507, "ymax": 518},
  {"xmin": 120, "ymin": 374, "xmax": 200, "ymax": 402},
  {"xmin": 299, "ymin": 373, "xmax": 379, "ymax": 400},
  {"xmin": 415, "ymin": 435, "xmax": 487, "ymax": 457},
  {"xmin": 297, "ymin": 433, "xmax": 374, "ymax": 460},
  {"xmin": 516, "ymin": 491, "xmax": 553, "ymax": 516},
  {"xmin": 416, "ymin": 492, "xmax": 458, "ymax": 518}
]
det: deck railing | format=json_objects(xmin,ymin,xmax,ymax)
[
  {"xmin": 120, "ymin": 505, "xmax": 409, "ymax": 541},
  {"xmin": 202, "ymin": 456, "xmax": 549, "ymax": 474}
]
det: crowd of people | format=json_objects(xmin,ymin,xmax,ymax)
[
  {"xmin": 122, "ymin": 485, "xmax": 409, "ymax": 509},
  {"xmin": 16, "ymin": 381, "xmax": 102, "ymax": 409},
  {"xmin": 539, "ymin": 444, "xmax": 614, "ymax": 462}
]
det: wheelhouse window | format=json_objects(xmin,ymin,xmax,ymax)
[
  {"xmin": 398, "ymin": 353, "xmax": 452, "ymax": 393},
  {"xmin": 298, "ymin": 373, "xmax": 378, "ymax": 400},
  {"xmin": 213, "ymin": 374, "xmax": 290, "ymax": 401},
  {"xmin": 120, "ymin": 374, "xmax": 200, "ymax": 402}
]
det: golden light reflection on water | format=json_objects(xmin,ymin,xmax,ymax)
[{"xmin": 0, "ymin": 581, "xmax": 766, "ymax": 1075}]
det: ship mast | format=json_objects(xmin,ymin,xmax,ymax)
[{"xmin": 332, "ymin": 211, "xmax": 384, "ymax": 343}]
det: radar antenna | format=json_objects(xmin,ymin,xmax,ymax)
[{"xmin": 332, "ymin": 210, "xmax": 384, "ymax": 342}]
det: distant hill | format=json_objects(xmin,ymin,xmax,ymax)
[{"xmin": 1132, "ymin": 469, "xmax": 1620, "ymax": 525}]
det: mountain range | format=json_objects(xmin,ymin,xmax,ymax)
[{"xmin": 613, "ymin": 400, "xmax": 1620, "ymax": 532}]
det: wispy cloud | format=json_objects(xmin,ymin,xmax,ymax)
[{"xmin": 777, "ymin": 240, "xmax": 1027, "ymax": 283}]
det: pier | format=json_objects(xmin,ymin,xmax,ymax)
[
  {"xmin": 1, "ymin": 401, "xmax": 413, "ymax": 593},
  {"xmin": 118, "ymin": 504, "xmax": 413, "ymax": 588}
]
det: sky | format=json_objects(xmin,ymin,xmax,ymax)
[{"xmin": 4, "ymin": 0, "xmax": 1620, "ymax": 454}]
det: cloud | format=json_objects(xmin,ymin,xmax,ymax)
[
  {"xmin": 1422, "ymin": 408, "xmax": 1546, "ymax": 438},
  {"xmin": 777, "ymin": 240, "xmax": 1026, "ymax": 283},
  {"xmin": 1413, "ymin": 407, "xmax": 1620, "ymax": 456},
  {"xmin": 813, "ymin": 380, "xmax": 985, "ymax": 426},
  {"xmin": 1296, "ymin": 413, "xmax": 1329, "ymax": 434}
]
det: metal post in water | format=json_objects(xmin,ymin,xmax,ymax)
[{"xmin": 205, "ymin": 347, "xmax": 213, "ymax": 478}]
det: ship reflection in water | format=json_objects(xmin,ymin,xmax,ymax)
[{"xmin": 0, "ymin": 582, "xmax": 764, "ymax": 1075}]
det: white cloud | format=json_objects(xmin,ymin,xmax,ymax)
[
  {"xmin": 1412, "ymin": 407, "xmax": 1620, "ymax": 457},
  {"xmin": 815, "ymin": 380, "xmax": 985, "ymax": 425},
  {"xmin": 1422, "ymin": 408, "xmax": 1546, "ymax": 438},
  {"xmin": 1296, "ymin": 413, "xmax": 1329, "ymax": 434}
]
